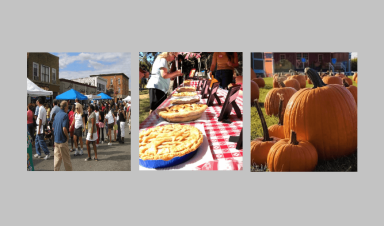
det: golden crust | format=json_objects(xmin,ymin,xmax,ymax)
[
  {"xmin": 158, "ymin": 104, "xmax": 207, "ymax": 122},
  {"xmin": 139, "ymin": 124, "xmax": 203, "ymax": 161},
  {"xmin": 172, "ymin": 92, "xmax": 197, "ymax": 97},
  {"xmin": 170, "ymin": 98, "xmax": 200, "ymax": 105},
  {"xmin": 184, "ymin": 80, "xmax": 191, "ymax": 85},
  {"xmin": 176, "ymin": 87, "xmax": 196, "ymax": 92}
]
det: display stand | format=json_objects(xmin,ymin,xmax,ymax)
[
  {"xmin": 201, "ymin": 80, "xmax": 211, "ymax": 99},
  {"xmin": 196, "ymin": 79, "xmax": 202, "ymax": 91},
  {"xmin": 206, "ymin": 82, "xmax": 221, "ymax": 106},
  {"xmin": 228, "ymin": 129, "xmax": 243, "ymax": 150},
  {"xmin": 218, "ymin": 85, "xmax": 242, "ymax": 123}
]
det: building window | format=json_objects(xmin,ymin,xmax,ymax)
[
  {"xmin": 52, "ymin": 68, "xmax": 56, "ymax": 83},
  {"xmin": 318, "ymin": 54, "xmax": 323, "ymax": 62},
  {"xmin": 33, "ymin": 63, "xmax": 39, "ymax": 80},
  {"xmin": 296, "ymin": 53, "xmax": 302, "ymax": 60},
  {"xmin": 303, "ymin": 53, "xmax": 308, "ymax": 60},
  {"xmin": 118, "ymin": 78, "xmax": 121, "ymax": 85},
  {"xmin": 280, "ymin": 54, "xmax": 286, "ymax": 61},
  {"xmin": 41, "ymin": 65, "xmax": 50, "ymax": 83},
  {"xmin": 111, "ymin": 79, "xmax": 113, "ymax": 84},
  {"xmin": 118, "ymin": 87, "xmax": 121, "ymax": 94}
]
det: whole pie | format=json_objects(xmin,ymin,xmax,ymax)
[
  {"xmin": 173, "ymin": 91, "xmax": 197, "ymax": 97},
  {"xmin": 158, "ymin": 103, "xmax": 208, "ymax": 122},
  {"xmin": 170, "ymin": 97, "xmax": 200, "ymax": 105},
  {"xmin": 184, "ymin": 80, "xmax": 191, "ymax": 86},
  {"xmin": 176, "ymin": 86, "xmax": 196, "ymax": 92},
  {"xmin": 139, "ymin": 124, "xmax": 203, "ymax": 161}
]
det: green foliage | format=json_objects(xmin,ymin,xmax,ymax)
[
  {"xmin": 139, "ymin": 89, "xmax": 150, "ymax": 124},
  {"xmin": 351, "ymin": 58, "xmax": 358, "ymax": 71}
]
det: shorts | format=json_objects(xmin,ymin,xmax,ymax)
[
  {"xmin": 74, "ymin": 127, "xmax": 83, "ymax": 137},
  {"xmin": 108, "ymin": 123, "xmax": 114, "ymax": 130},
  {"xmin": 149, "ymin": 88, "xmax": 167, "ymax": 111},
  {"xmin": 86, "ymin": 132, "xmax": 98, "ymax": 141}
]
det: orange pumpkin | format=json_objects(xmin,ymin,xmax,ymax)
[
  {"xmin": 284, "ymin": 79, "xmax": 300, "ymax": 91},
  {"xmin": 352, "ymin": 72, "xmax": 358, "ymax": 82},
  {"xmin": 254, "ymin": 77, "xmax": 265, "ymax": 88},
  {"xmin": 343, "ymin": 80, "xmax": 357, "ymax": 104},
  {"xmin": 251, "ymin": 100, "xmax": 280, "ymax": 165},
  {"xmin": 322, "ymin": 75, "xmax": 343, "ymax": 85},
  {"xmin": 343, "ymin": 76, "xmax": 353, "ymax": 86},
  {"xmin": 335, "ymin": 72, "xmax": 345, "ymax": 78},
  {"xmin": 273, "ymin": 73, "xmax": 287, "ymax": 88},
  {"xmin": 250, "ymin": 80, "xmax": 259, "ymax": 104},
  {"xmin": 307, "ymin": 78, "xmax": 312, "ymax": 84},
  {"xmin": 268, "ymin": 94, "xmax": 286, "ymax": 139},
  {"xmin": 267, "ymin": 130, "xmax": 318, "ymax": 172},
  {"xmin": 251, "ymin": 68, "xmax": 257, "ymax": 80},
  {"xmin": 283, "ymin": 68, "xmax": 357, "ymax": 160},
  {"xmin": 288, "ymin": 73, "xmax": 306, "ymax": 89},
  {"xmin": 264, "ymin": 82, "xmax": 296, "ymax": 116},
  {"xmin": 356, "ymin": 77, "xmax": 358, "ymax": 83}
]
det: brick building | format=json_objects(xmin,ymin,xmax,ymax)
[
  {"xmin": 90, "ymin": 73, "xmax": 129, "ymax": 100},
  {"xmin": 72, "ymin": 76, "xmax": 107, "ymax": 93},
  {"xmin": 27, "ymin": 52, "xmax": 60, "ymax": 98},
  {"xmin": 59, "ymin": 79, "xmax": 97, "ymax": 95}
]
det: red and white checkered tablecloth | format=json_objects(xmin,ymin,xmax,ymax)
[{"xmin": 140, "ymin": 80, "xmax": 243, "ymax": 171}]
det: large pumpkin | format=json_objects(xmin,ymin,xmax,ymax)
[
  {"xmin": 264, "ymin": 82, "xmax": 296, "ymax": 116},
  {"xmin": 251, "ymin": 68, "xmax": 257, "ymax": 80},
  {"xmin": 253, "ymin": 77, "xmax": 265, "ymax": 88},
  {"xmin": 268, "ymin": 94, "xmax": 286, "ymax": 139},
  {"xmin": 251, "ymin": 100, "xmax": 280, "ymax": 165},
  {"xmin": 343, "ymin": 76, "xmax": 353, "ymax": 86},
  {"xmin": 250, "ymin": 80, "xmax": 259, "ymax": 104},
  {"xmin": 267, "ymin": 130, "xmax": 318, "ymax": 172},
  {"xmin": 322, "ymin": 74, "xmax": 343, "ymax": 85},
  {"xmin": 343, "ymin": 80, "xmax": 357, "ymax": 104},
  {"xmin": 283, "ymin": 68, "xmax": 357, "ymax": 160},
  {"xmin": 288, "ymin": 73, "xmax": 306, "ymax": 89},
  {"xmin": 284, "ymin": 79, "xmax": 300, "ymax": 91}
]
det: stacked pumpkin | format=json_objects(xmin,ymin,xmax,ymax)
[{"xmin": 251, "ymin": 68, "xmax": 358, "ymax": 171}]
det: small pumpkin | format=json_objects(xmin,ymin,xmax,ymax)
[
  {"xmin": 268, "ymin": 94, "xmax": 286, "ymax": 139},
  {"xmin": 343, "ymin": 79, "xmax": 357, "ymax": 104},
  {"xmin": 251, "ymin": 68, "xmax": 257, "ymax": 80},
  {"xmin": 335, "ymin": 71, "xmax": 345, "ymax": 78},
  {"xmin": 254, "ymin": 77, "xmax": 265, "ymax": 88},
  {"xmin": 283, "ymin": 78, "xmax": 300, "ymax": 91},
  {"xmin": 283, "ymin": 68, "xmax": 357, "ymax": 160},
  {"xmin": 352, "ymin": 72, "xmax": 358, "ymax": 82},
  {"xmin": 273, "ymin": 73, "xmax": 287, "ymax": 88},
  {"xmin": 265, "ymin": 82, "xmax": 296, "ymax": 116},
  {"xmin": 322, "ymin": 72, "xmax": 343, "ymax": 85},
  {"xmin": 288, "ymin": 72, "xmax": 306, "ymax": 89},
  {"xmin": 307, "ymin": 77, "xmax": 312, "ymax": 84},
  {"xmin": 343, "ymin": 76, "xmax": 353, "ymax": 86},
  {"xmin": 267, "ymin": 130, "xmax": 318, "ymax": 172},
  {"xmin": 251, "ymin": 99, "xmax": 280, "ymax": 165},
  {"xmin": 250, "ymin": 80, "xmax": 259, "ymax": 104}
]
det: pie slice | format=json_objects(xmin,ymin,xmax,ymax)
[
  {"xmin": 172, "ymin": 91, "xmax": 197, "ymax": 97},
  {"xmin": 158, "ymin": 103, "xmax": 208, "ymax": 122},
  {"xmin": 139, "ymin": 124, "xmax": 203, "ymax": 161},
  {"xmin": 176, "ymin": 86, "xmax": 196, "ymax": 92}
]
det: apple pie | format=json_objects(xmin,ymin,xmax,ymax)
[
  {"xmin": 158, "ymin": 103, "xmax": 208, "ymax": 122},
  {"xmin": 184, "ymin": 80, "xmax": 191, "ymax": 86},
  {"xmin": 170, "ymin": 97, "xmax": 200, "ymax": 105},
  {"xmin": 176, "ymin": 86, "xmax": 196, "ymax": 92},
  {"xmin": 139, "ymin": 124, "xmax": 203, "ymax": 161},
  {"xmin": 172, "ymin": 91, "xmax": 197, "ymax": 97}
]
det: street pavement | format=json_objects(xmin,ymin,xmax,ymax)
[{"xmin": 31, "ymin": 122, "xmax": 131, "ymax": 171}]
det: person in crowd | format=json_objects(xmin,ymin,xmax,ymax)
[
  {"xmin": 70, "ymin": 103, "xmax": 85, "ymax": 156},
  {"xmin": 113, "ymin": 111, "xmax": 118, "ymax": 142},
  {"xmin": 85, "ymin": 105, "xmax": 98, "ymax": 161},
  {"xmin": 94, "ymin": 105, "xmax": 100, "ymax": 147},
  {"xmin": 50, "ymin": 99, "xmax": 60, "ymax": 121},
  {"xmin": 34, "ymin": 101, "xmax": 39, "ymax": 120},
  {"xmin": 128, "ymin": 103, "xmax": 131, "ymax": 134},
  {"xmin": 27, "ymin": 104, "xmax": 35, "ymax": 141},
  {"xmin": 119, "ymin": 105, "xmax": 126, "ymax": 144},
  {"xmin": 105, "ymin": 105, "xmax": 115, "ymax": 145},
  {"xmin": 98, "ymin": 105, "xmax": 105, "ymax": 144},
  {"xmin": 34, "ymin": 97, "xmax": 50, "ymax": 159},
  {"xmin": 68, "ymin": 105, "xmax": 75, "ymax": 152},
  {"xmin": 146, "ymin": 52, "xmax": 183, "ymax": 114},
  {"xmin": 210, "ymin": 52, "xmax": 239, "ymax": 89},
  {"xmin": 52, "ymin": 101, "xmax": 72, "ymax": 171},
  {"xmin": 45, "ymin": 103, "xmax": 51, "ymax": 122}
]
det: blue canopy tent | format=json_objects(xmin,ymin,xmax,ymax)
[
  {"xmin": 94, "ymin": 93, "xmax": 112, "ymax": 100},
  {"xmin": 55, "ymin": 89, "xmax": 88, "ymax": 100}
]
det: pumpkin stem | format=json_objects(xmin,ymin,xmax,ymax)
[
  {"xmin": 254, "ymin": 99, "xmax": 273, "ymax": 142},
  {"xmin": 277, "ymin": 81, "xmax": 285, "ymax": 88},
  {"xmin": 277, "ymin": 94, "xmax": 284, "ymax": 126},
  {"xmin": 343, "ymin": 79, "xmax": 350, "ymax": 87},
  {"xmin": 289, "ymin": 130, "xmax": 299, "ymax": 145},
  {"xmin": 305, "ymin": 67, "xmax": 327, "ymax": 89}
]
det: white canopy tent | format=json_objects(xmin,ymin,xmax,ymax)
[
  {"xmin": 27, "ymin": 78, "xmax": 53, "ymax": 97},
  {"xmin": 123, "ymin": 96, "xmax": 131, "ymax": 102},
  {"xmin": 85, "ymin": 95, "xmax": 102, "ymax": 100}
]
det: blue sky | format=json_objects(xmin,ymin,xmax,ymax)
[{"xmin": 50, "ymin": 52, "xmax": 131, "ymax": 88}]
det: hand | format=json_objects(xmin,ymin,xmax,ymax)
[
  {"xmin": 227, "ymin": 61, "xmax": 233, "ymax": 67},
  {"xmin": 177, "ymin": 69, "xmax": 182, "ymax": 76},
  {"xmin": 90, "ymin": 133, "xmax": 93, "ymax": 139}
]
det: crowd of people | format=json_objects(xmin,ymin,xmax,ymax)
[{"xmin": 27, "ymin": 97, "xmax": 131, "ymax": 171}]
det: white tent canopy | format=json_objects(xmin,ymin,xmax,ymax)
[
  {"xmin": 123, "ymin": 96, "xmax": 131, "ymax": 102},
  {"xmin": 86, "ymin": 95, "xmax": 102, "ymax": 100},
  {"xmin": 27, "ymin": 78, "xmax": 53, "ymax": 97}
]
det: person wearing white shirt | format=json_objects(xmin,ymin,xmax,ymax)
[
  {"xmin": 34, "ymin": 97, "xmax": 50, "ymax": 159},
  {"xmin": 104, "ymin": 106, "xmax": 115, "ymax": 145}
]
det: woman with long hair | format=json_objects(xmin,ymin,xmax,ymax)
[
  {"xmin": 210, "ymin": 52, "xmax": 239, "ymax": 89},
  {"xmin": 69, "ymin": 103, "xmax": 85, "ymax": 156},
  {"xmin": 94, "ymin": 105, "xmax": 100, "ymax": 147},
  {"xmin": 146, "ymin": 52, "xmax": 183, "ymax": 114},
  {"xmin": 27, "ymin": 104, "xmax": 35, "ymax": 141},
  {"xmin": 85, "ymin": 105, "xmax": 98, "ymax": 161}
]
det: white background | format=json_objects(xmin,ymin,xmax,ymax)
[{"xmin": 2, "ymin": 0, "xmax": 384, "ymax": 225}]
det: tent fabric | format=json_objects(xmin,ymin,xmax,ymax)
[
  {"xmin": 94, "ymin": 93, "xmax": 112, "ymax": 100},
  {"xmin": 56, "ymin": 89, "xmax": 88, "ymax": 100},
  {"xmin": 27, "ymin": 78, "xmax": 53, "ymax": 97},
  {"xmin": 123, "ymin": 96, "xmax": 131, "ymax": 102},
  {"xmin": 86, "ymin": 95, "xmax": 102, "ymax": 100}
]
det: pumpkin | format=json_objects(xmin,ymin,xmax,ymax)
[
  {"xmin": 288, "ymin": 72, "xmax": 306, "ymax": 89},
  {"xmin": 322, "ymin": 72, "xmax": 343, "ymax": 85},
  {"xmin": 343, "ymin": 76, "xmax": 353, "ymax": 86},
  {"xmin": 264, "ymin": 81, "xmax": 296, "ymax": 116},
  {"xmin": 254, "ymin": 77, "xmax": 265, "ymax": 88},
  {"xmin": 352, "ymin": 72, "xmax": 358, "ymax": 82},
  {"xmin": 251, "ymin": 68, "xmax": 257, "ymax": 80},
  {"xmin": 268, "ymin": 94, "xmax": 286, "ymax": 139},
  {"xmin": 343, "ymin": 80, "xmax": 357, "ymax": 104},
  {"xmin": 356, "ymin": 77, "xmax": 358, "ymax": 83},
  {"xmin": 251, "ymin": 99, "xmax": 280, "ymax": 165},
  {"xmin": 283, "ymin": 68, "xmax": 357, "ymax": 160},
  {"xmin": 250, "ymin": 80, "xmax": 259, "ymax": 104},
  {"xmin": 273, "ymin": 73, "xmax": 287, "ymax": 88},
  {"xmin": 283, "ymin": 78, "xmax": 300, "ymax": 91},
  {"xmin": 267, "ymin": 130, "xmax": 318, "ymax": 172},
  {"xmin": 307, "ymin": 77, "xmax": 312, "ymax": 84},
  {"xmin": 335, "ymin": 72, "xmax": 345, "ymax": 78},
  {"xmin": 235, "ymin": 75, "xmax": 243, "ymax": 84}
]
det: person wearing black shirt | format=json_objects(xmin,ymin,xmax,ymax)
[{"xmin": 118, "ymin": 105, "xmax": 126, "ymax": 144}]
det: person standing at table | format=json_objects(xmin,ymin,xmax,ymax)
[
  {"xmin": 210, "ymin": 52, "xmax": 239, "ymax": 89},
  {"xmin": 53, "ymin": 101, "xmax": 72, "ymax": 171},
  {"xmin": 146, "ymin": 52, "xmax": 183, "ymax": 114}
]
